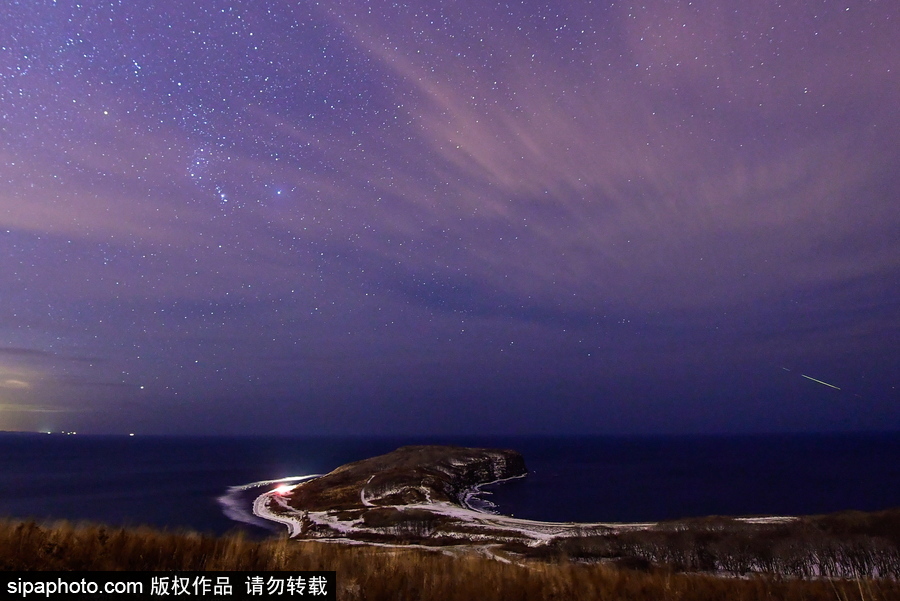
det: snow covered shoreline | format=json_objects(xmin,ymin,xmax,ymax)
[
  {"xmin": 250, "ymin": 474, "xmax": 798, "ymax": 549},
  {"xmin": 246, "ymin": 454, "xmax": 797, "ymax": 547},
  {"xmin": 237, "ymin": 443, "xmax": 872, "ymax": 583},
  {"xmin": 234, "ymin": 445, "xmax": 898, "ymax": 580},
  {"xmin": 251, "ymin": 471, "xmax": 660, "ymax": 545}
]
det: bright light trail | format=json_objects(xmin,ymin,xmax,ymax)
[{"xmin": 801, "ymin": 374, "xmax": 841, "ymax": 390}]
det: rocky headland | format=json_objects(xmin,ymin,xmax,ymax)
[
  {"xmin": 254, "ymin": 445, "xmax": 653, "ymax": 547},
  {"xmin": 287, "ymin": 445, "xmax": 527, "ymax": 511},
  {"xmin": 251, "ymin": 445, "xmax": 900, "ymax": 578}
]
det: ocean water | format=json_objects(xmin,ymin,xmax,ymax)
[{"xmin": 0, "ymin": 433, "xmax": 898, "ymax": 536}]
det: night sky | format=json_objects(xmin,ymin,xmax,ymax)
[{"xmin": 1, "ymin": 0, "xmax": 897, "ymax": 436}]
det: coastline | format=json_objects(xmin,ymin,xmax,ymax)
[
  {"xmin": 461, "ymin": 471, "xmax": 527, "ymax": 514},
  {"xmin": 241, "ymin": 455, "xmax": 900, "ymax": 581},
  {"xmin": 246, "ymin": 446, "xmax": 797, "ymax": 548},
  {"xmin": 222, "ymin": 475, "xmax": 321, "ymax": 534},
  {"xmin": 252, "ymin": 478, "xmax": 795, "ymax": 544}
]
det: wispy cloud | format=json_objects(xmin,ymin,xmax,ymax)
[
  {"xmin": 0, "ymin": 403, "xmax": 88, "ymax": 413},
  {"xmin": 0, "ymin": 0, "xmax": 895, "ymax": 434},
  {"xmin": 0, "ymin": 379, "xmax": 30, "ymax": 390}
]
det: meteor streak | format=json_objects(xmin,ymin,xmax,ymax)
[{"xmin": 800, "ymin": 374, "xmax": 841, "ymax": 390}]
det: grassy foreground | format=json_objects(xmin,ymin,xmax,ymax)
[{"xmin": 3, "ymin": 519, "xmax": 900, "ymax": 600}]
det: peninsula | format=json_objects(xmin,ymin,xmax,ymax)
[
  {"xmin": 251, "ymin": 445, "xmax": 900, "ymax": 579},
  {"xmin": 252, "ymin": 444, "xmax": 622, "ymax": 545}
]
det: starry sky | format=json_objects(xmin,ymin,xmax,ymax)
[{"xmin": 1, "ymin": 0, "xmax": 897, "ymax": 436}]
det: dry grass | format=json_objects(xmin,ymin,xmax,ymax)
[
  {"xmin": 2, "ymin": 518, "xmax": 899, "ymax": 600},
  {"xmin": 538, "ymin": 509, "xmax": 900, "ymax": 580}
]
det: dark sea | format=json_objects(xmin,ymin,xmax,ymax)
[{"xmin": 1, "ymin": 433, "xmax": 898, "ymax": 536}]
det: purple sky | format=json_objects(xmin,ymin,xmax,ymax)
[{"xmin": 1, "ymin": 0, "xmax": 897, "ymax": 435}]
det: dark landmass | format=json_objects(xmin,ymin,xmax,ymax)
[
  {"xmin": 286, "ymin": 445, "xmax": 527, "ymax": 511},
  {"xmin": 267, "ymin": 445, "xmax": 551, "ymax": 543},
  {"xmin": 258, "ymin": 445, "xmax": 900, "ymax": 580}
]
